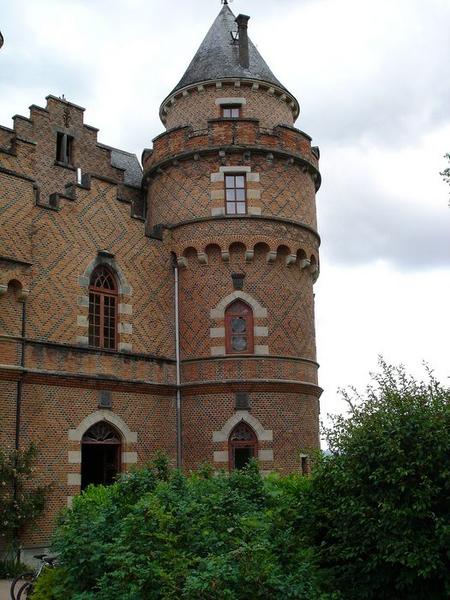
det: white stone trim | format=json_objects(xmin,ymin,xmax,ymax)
[
  {"xmin": 123, "ymin": 451, "xmax": 138, "ymax": 464},
  {"xmin": 210, "ymin": 327, "xmax": 225, "ymax": 338},
  {"xmin": 219, "ymin": 166, "xmax": 251, "ymax": 173},
  {"xmin": 80, "ymin": 257, "xmax": 132, "ymax": 296},
  {"xmin": 68, "ymin": 451, "xmax": 81, "ymax": 464},
  {"xmin": 118, "ymin": 303, "xmax": 132, "ymax": 315},
  {"xmin": 258, "ymin": 449, "xmax": 274, "ymax": 461},
  {"xmin": 67, "ymin": 496, "xmax": 74, "ymax": 508},
  {"xmin": 246, "ymin": 172, "xmax": 260, "ymax": 183},
  {"xmin": 254, "ymin": 326, "xmax": 268, "ymax": 337},
  {"xmin": 118, "ymin": 342, "xmax": 132, "ymax": 352},
  {"xmin": 77, "ymin": 315, "xmax": 88, "ymax": 328},
  {"xmin": 215, "ymin": 97, "xmax": 247, "ymax": 106},
  {"xmin": 210, "ymin": 189, "xmax": 225, "ymax": 200},
  {"xmin": 255, "ymin": 345, "xmax": 270, "ymax": 355},
  {"xmin": 211, "ymin": 346, "xmax": 226, "ymax": 356},
  {"xmin": 118, "ymin": 322, "xmax": 133, "ymax": 334},
  {"xmin": 213, "ymin": 451, "xmax": 229, "ymax": 463},
  {"xmin": 248, "ymin": 206, "xmax": 262, "ymax": 216},
  {"xmin": 67, "ymin": 473, "xmax": 81, "ymax": 486},
  {"xmin": 210, "ymin": 291, "xmax": 267, "ymax": 320},
  {"xmin": 78, "ymin": 295, "xmax": 89, "ymax": 307},
  {"xmin": 76, "ymin": 335, "xmax": 89, "ymax": 345},
  {"xmin": 247, "ymin": 189, "xmax": 261, "ymax": 200},
  {"xmin": 68, "ymin": 410, "xmax": 137, "ymax": 444},
  {"xmin": 210, "ymin": 172, "xmax": 225, "ymax": 183},
  {"xmin": 213, "ymin": 411, "xmax": 273, "ymax": 442},
  {"xmin": 211, "ymin": 207, "xmax": 225, "ymax": 216}
]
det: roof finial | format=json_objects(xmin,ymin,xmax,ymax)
[{"xmin": 221, "ymin": 0, "xmax": 229, "ymax": 5}]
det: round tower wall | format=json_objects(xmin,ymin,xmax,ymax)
[
  {"xmin": 163, "ymin": 83, "xmax": 295, "ymax": 130},
  {"xmin": 176, "ymin": 241, "xmax": 318, "ymax": 364},
  {"xmin": 147, "ymin": 155, "xmax": 318, "ymax": 229},
  {"xmin": 182, "ymin": 390, "xmax": 320, "ymax": 473}
]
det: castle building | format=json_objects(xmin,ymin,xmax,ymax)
[{"xmin": 0, "ymin": 3, "xmax": 321, "ymax": 556}]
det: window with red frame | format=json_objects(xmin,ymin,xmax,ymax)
[
  {"xmin": 229, "ymin": 422, "xmax": 258, "ymax": 470},
  {"xmin": 221, "ymin": 104, "xmax": 241, "ymax": 118},
  {"xmin": 225, "ymin": 174, "xmax": 247, "ymax": 215},
  {"xmin": 88, "ymin": 266, "xmax": 118, "ymax": 350},
  {"xmin": 225, "ymin": 300, "xmax": 254, "ymax": 354}
]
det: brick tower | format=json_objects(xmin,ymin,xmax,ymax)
[{"xmin": 144, "ymin": 3, "xmax": 322, "ymax": 472}]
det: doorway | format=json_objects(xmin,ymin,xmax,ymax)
[
  {"xmin": 81, "ymin": 421, "xmax": 121, "ymax": 490},
  {"xmin": 229, "ymin": 422, "xmax": 258, "ymax": 470}
]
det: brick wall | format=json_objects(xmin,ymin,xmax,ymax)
[{"xmin": 164, "ymin": 83, "xmax": 295, "ymax": 131}]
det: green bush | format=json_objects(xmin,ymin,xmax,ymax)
[
  {"xmin": 0, "ymin": 558, "xmax": 30, "ymax": 578},
  {"xmin": 307, "ymin": 361, "xmax": 450, "ymax": 599},
  {"xmin": 47, "ymin": 459, "xmax": 331, "ymax": 599},
  {"xmin": 30, "ymin": 567, "xmax": 68, "ymax": 600}
]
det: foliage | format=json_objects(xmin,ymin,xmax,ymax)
[
  {"xmin": 29, "ymin": 567, "xmax": 68, "ymax": 600},
  {"xmin": 306, "ymin": 360, "xmax": 450, "ymax": 599},
  {"xmin": 0, "ymin": 559, "xmax": 30, "ymax": 578},
  {"xmin": 46, "ymin": 459, "xmax": 331, "ymax": 599},
  {"xmin": 440, "ymin": 153, "xmax": 450, "ymax": 196},
  {"xmin": 0, "ymin": 444, "xmax": 47, "ymax": 556}
]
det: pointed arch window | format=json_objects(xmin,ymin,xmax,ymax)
[
  {"xmin": 88, "ymin": 266, "xmax": 118, "ymax": 350},
  {"xmin": 229, "ymin": 422, "xmax": 258, "ymax": 470},
  {"xmin": 225, "ymin": 300, "xmax": 254, "ymax": 354}
]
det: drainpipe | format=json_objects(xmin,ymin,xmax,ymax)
[
  {"xmin": 14, "ymin": 298, "xmax": 26, "ymax": 561},
  {"xmin": 15, "ymin": 300, "xmax": 26, "ymax": 451},
  {"xmin": 173, "ymin": 259, "xmax": 182, "ymax": 469}
]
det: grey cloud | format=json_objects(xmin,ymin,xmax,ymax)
[{"xmin": 318, "ymin": 178, "xmax": 450, "ymax": 270}]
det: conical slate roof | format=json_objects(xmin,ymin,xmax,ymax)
[{"xmin": 169, "ymin": 4, "xmax": 288, "ymax": 96}]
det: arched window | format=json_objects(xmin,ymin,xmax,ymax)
[
  {"xmin": 88, "ymin": 266, "xmax": 118, "ymax": 350},
  {"xmin": 81, "ymin": 422, "xmax": 121, "ymax": 489},
  {"xmin": 229, "ymin": 422, "xmax": 258, "ymax": 470},
  {"xmin": 225, "ymin": 300, "xmax": 254, "ymax": 354}
]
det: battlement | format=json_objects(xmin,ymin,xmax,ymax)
[{"xmin": 144, "ymin": 119, "xmax": 320, "ymax": 188}]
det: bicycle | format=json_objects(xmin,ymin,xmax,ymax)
[{"xmin": 10, "ymin": 554, "xmax": 57, "ymax": 600}]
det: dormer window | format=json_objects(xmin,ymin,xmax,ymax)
[
  {"xmin": 56, "ymin": 132, "xmax": 73, "ymax": 164},
  {"xmin": 222, "ymin": 104, "xmax": 241, "ymax": 118}
]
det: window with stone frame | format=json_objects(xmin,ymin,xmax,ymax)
[
  {"xmin": 225, "ymin": 300, "xmax": 254, "ymax": 354},
  {"xmin": 225, "ymin": 173, "xmax": 247, "ymax": 215},
  {"xmin": 221, "ymin": 104, "xmax": 241, "ymax": 118},
  {"xmin": 88, "ymin": 265, "xmax": 118, "ymax": 350}
]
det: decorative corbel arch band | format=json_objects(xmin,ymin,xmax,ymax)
[
  {"xmin": 210, "ymin": 166, "xmax": 261, "ymax": 216},
  {"xmin": 212, "ymin": 411, "xmax": 274, "ymax": 464},
  {"xmin": 209, "ymin": 291, "xmax": 269, "ymax": 356},
  {"xmin": 76, "ymin": 252, "xmax": 133, "ymax": 351},
  {"xmin": 66, "ymin": 409, "xmax": 138, "ymax": 506}
]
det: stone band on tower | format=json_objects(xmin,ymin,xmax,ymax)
[{"xmin": 144, "ymin": 3, "xmax": 322, "ymax": 472}]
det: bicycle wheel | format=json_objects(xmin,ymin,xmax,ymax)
[
  {"xmin": 10, "ymin": 573, "xmax": 34, "ymax": 600},
  {"xmin": 17, "ymin": 581, "xmax": 34, "ymax": 600}
]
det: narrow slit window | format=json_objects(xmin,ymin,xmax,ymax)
[
  {"xmin": 56, "ymin": 132, "xmax": 73, "ymax": 164},
  {"xmin": 222, "ymin": 105, "xmax": 241, "ymax": 118},
  {"xmin": 88, "ymin": 266, "xmax": 118, "ymax": 350},
  {"xmin": 225, "ymin": 174, "xmax": 247, "ymax": 215}
]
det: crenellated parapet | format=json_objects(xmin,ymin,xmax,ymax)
[{"xmin": 143, "ymin": 119, "xmax": 320, "ymax": 190}]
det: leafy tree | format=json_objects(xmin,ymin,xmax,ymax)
[
  {"xmin": 0, "ymin": 444, "xmax": 46, "ymax": 559},
  {"xmin": 307, "ymin": 361, "xmax": 450, "ymax": 599}
]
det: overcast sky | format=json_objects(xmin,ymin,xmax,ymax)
[{"xmin": 1, "ymin": 0, "xmax": 449, "ymax": 429}]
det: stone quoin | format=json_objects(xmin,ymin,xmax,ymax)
[{"xmin": 0, "ymin": 3, "xmax": 322, "ymax": 559}]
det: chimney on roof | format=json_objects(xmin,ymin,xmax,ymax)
[{"xmin": 235, "ymin": 14, "xmax": 250, "ymax": 69}]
